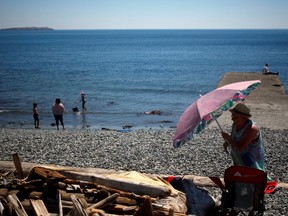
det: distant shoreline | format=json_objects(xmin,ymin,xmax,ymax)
[{"xmin": 1, "ymin": 27, "xmax": 54, "ymax": 31}]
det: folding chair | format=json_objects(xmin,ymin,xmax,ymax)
[{"xmin": 221, "ymin": 166, "xmax": 267, "ymax": 216}]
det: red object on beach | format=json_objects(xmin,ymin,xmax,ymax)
[
  {"xmin": 173, "ymin": 80, "xmax": 261, "ymax": 148},
  {"xmin": 265, "ymin": 180, "xmax": 277, "ymax": 194}
]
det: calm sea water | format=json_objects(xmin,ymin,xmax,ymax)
[{"xmin": 0, "ymin": 30, "xmax": 287, "ymax": 130}]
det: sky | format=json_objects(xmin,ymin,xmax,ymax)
[{"xmin": 1, "ymin": 0, "xmax": 288, "ymax": 30}]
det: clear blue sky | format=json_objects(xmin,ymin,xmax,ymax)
[{"xmin": 1, "ymin": 0, "xmax": 288, "ymax": 30}]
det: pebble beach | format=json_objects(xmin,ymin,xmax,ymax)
[{"xmin": 1, "ymin": 126, "xmax": 287, "ymax": 215}]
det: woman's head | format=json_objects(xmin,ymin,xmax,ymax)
[{"xmin": 229, "ymin": 103, "xmax": 252, "ymax": 119}]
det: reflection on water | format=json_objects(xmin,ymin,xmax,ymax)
[{"xmin": 82, "ymin": 113, "xmax": 87, "ymax": 129}]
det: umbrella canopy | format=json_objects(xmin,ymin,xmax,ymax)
[{"xmin": 173, "ymin": 80, "xmax": 261, "ymax": 148}]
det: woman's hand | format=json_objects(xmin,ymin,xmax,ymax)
[
  {"xmin": 221, "ymin": 131, "xmax": 230, "ymax": 141},
  {"xmin": 223, "ymin": 141, "xmax": 229, "ymax": 154}
]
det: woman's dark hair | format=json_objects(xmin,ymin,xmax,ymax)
[{"xmin": 55, "ymin": 98, "xmax": 61, "ymax": 104}]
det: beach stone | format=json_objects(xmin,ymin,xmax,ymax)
[{"xmin": 0, "ymin": 127, "xmax": 287, "ymax": 215}]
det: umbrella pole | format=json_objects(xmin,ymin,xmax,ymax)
[
  {"xmin": 214, "ymin": 118, "xmax": 223, "ymax": 132},
  {"xmin": 214, "ymin": 118, "xmax": 244, "ymax": 165}
]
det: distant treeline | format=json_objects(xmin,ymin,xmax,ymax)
[{"xmin": 1, "ymin": 27, "xmax": 54, "ymax": 30}]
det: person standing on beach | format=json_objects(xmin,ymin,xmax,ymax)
[
  {"xmin": 33, "ymin": 103, "xmax": 39, "ymax": 129},
  {"xmin": 261, "ymin": 63, "xmax": 279, "ymax": 75},
  {"xmin": 80, "ymin": 91, "xmax": 86, "ymax": 112},
  {"xmin": 221, "ymin": 103, "xmax": 271, "ymax": 179},
  {"xmin": 52, "ymin": 98, "xmax": 65, "ymax": 130}
]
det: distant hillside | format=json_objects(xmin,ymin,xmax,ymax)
[{"xmin": 1, "ymin": 27, "xmax": 54, "ymax": 30}]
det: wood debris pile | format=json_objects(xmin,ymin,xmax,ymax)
[{"xmin": 0, "ymin": 155, "xmax": 187, "ymax": 216}]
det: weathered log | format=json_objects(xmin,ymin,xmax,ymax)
[
  {"xmin": 86, "ymin": 208, "xmax": 105, "ymax": 215},
  {"xmin": 134, "ymin": 197, "xmax": 153, "ymax": 216},
  {"xmin": 0, "ymin": 188, "xmax": 9, "ymax": 197},
  {"xmin": 2, "ymin": 161, "xmax": 287, "ymax": 189},
  {"xmin": 7, "ymin": 194, "xmax": 28, "ymax": 216},
  {"xmin": 68, "ymin": 195, "xmax": 88, "ymax": 216},
  {"xmin": 61, "ymin": 200, "xmax": 74, "ymax": 206},
  {"xmin": 33, "ymin": 167, "xmax": 66, "ymax": 180},
  {"xmin": 30, "ymin": 199, "xmax": 50, "ymax": 216},
  {"xmin": 61, "ymin": 200, "xmax": 93, "ymax": 208},
  {"xmin": 63, "ymin": 179, "xmax": 156, "ymax": 202},
  {"xmin": 115, "ymin": 196, "xmax": 137, "ymax": 205},
  {"xmin": 104, "ymin": 204, "xmax": 138, "ymax": 213},
  {"xmin": 28, "ymin": 191, "xmax": 42, "ymax": 199},
  {"xmin": 25, "ymin": 165, "xmax": 173, "ymax": 198},
  {"xmin": 61, "ymin": 170, "xmax": 172, "ymax": 198},
  {"xmin": 60, "ymin": 190, "xmax": 85, "ymax": 201},
  {"xmin": 12, "ymin": 154, "xmax": 24, "ymax": 179},
  {"xmin": 57, "ymin": 190, "xmax": 63, "ymax": 216},
  {"xmin": 87, "ymin": 193, "xmax": 119, "ymax": 210},
  {"xmin": 0, "ymin": 201, "xmax": 4, "ymax": 216},
  {"xmin": 20, "ymin": 199, "xmax": 32, "ymax": 210}
]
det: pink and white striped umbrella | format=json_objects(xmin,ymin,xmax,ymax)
[{"xmin": 173, "ymin": 80, "xmax": 261, "ymax": 148}]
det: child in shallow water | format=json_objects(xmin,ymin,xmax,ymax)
[{"xmin": 33, "ymin": 103, "xmax": 39, "ymax": 129}]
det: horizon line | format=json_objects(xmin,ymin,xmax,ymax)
[{"xmin": 1, "ymin": 27, "xmax": 288, "ymax": 31}]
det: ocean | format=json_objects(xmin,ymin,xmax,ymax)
[{"xmin": 0, "ymin": 29, "xmax": 287, "ymax": 130}]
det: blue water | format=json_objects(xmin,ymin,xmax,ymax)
[{"xmin": 1, "ymin": 29, "xmax": 288, "ymax": 130}]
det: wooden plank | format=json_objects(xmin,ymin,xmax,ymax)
[
  {"xmin": 134, "ymin": 198, "xmax": 153, "ymax": 216},
  {"xmin": 33, "ymin": 167, "xmax": 66, "ymax": 180},
  {"xmin": 57, "ymin": 190, "xmax": 63, "ymax": 216},
  {"xmin": 7, "ymin": 194, "xmax": 28, "ymax": 216},
  {"xmin": 61, "ymin": 170, "xmax": 171, "ymax": 198},
  {"xmin": 68, "ymin": 195, "xmax": 88, "ymax": 216},
  {"xmin": 12, "ymin": 153, "xmax": 24, "ymax": 179},
  {"xmin": 0, "ymin": 201, "xmax": 4, "ymax": 216},
  {"xmin": 87, "ymin": 193, "xmax": 119, "ymax": 210},
  {"xmin": 60, "ymin": 190, "xmax": 85, "ymax": 201},
  {"xmin": 30, "ymin": 199, "xmax": 50, "ymax": 216},
  {"xmin": 105, "ymin": 204, "xmax": 138, "ymax": 213}
]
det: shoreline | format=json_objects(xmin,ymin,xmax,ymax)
[{"xmin": 1, "ymin": 72, "xmax": 287, "ymax": 131}]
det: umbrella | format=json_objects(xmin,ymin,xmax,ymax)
[{"xmin": 173, "ymin": 80, "xmax": 261, "ymax": 148}]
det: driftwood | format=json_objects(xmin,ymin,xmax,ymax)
[
  {"xmin": 87, "ymin": 193, "xmax": 119, "ymax": 210},
  {"xmin": 134, "ymin": 198, "xmax": 153, "ymax": 216},
  {"xmin": 68, "ymin": 195, "xmax": 88, "ymax": 216},
  {"xmin": 0, "ymin": 161, "xmax": 187, "ymax": 215},
  {"xmin": 57, "ymin": 190, "xmax": 63, "ymax": 216},
  {"xmin": 2, "ymin": 161, "xmax": 287, "ymax": 189},
  {"xmin": 59, "ymin": 170, "xmax": 172, "ymax": 198},
  {"xmin": 2, "ymin": 160, "xmax": 287, "ymax": 215},
  {"xmin": 12, "ymin": 154, "xmax": 24, "ymax": 179},
  {"xmin": 30, "ymin": 199, "xmax": 50, "ymax": 216},
  {"xmin": 7, "ymin": 194, "xmax": 28, "ymax": 216}
]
